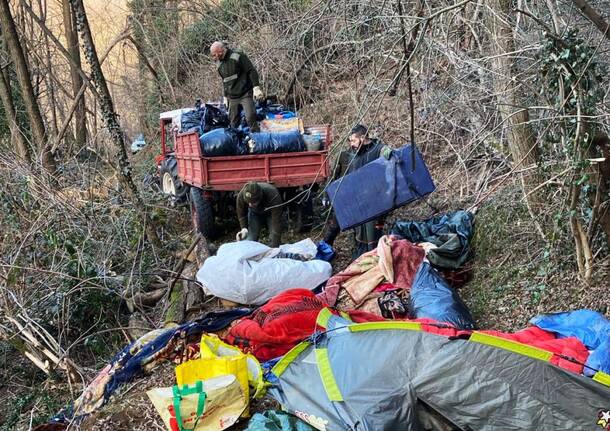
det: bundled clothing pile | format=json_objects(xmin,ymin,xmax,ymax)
[
  {"xmin": 318, "ymin": 235, "xmax": 475, "ymax": 328},
  {"xmin": 392, "ymin": 210, "xmax": 474, "ymax": 269}
]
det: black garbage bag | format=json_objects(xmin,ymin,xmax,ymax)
[
  {"xmin": 248, "ymin": 131, "xmax": 305, "ymax": 154},
  {"xmin": 391, "ymin": 210, "xmax": 474, "ymax": 269},
  {"xmin": 409, "ymin": 261, "xmax": 475, "ymax": 329},
  {"xmin": 201, "ymin": 103, "xmax": 229, "ymax": 133},
  {"xmin": 199, "ymin": 128, "xmax": 246, "ymax": 157},
  {"xmin": 181, "ymin": 109, "xmax": 203, "ymax": 134}
]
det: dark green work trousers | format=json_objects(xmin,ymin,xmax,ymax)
[
  {"xmin": 247, "ymin": 209, "xmax": 281, "ymax": 247},
  {"xmin": 228, "ymin": 91, "xmax": 260, "ymax": 132}
]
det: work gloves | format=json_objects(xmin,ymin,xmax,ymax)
[
  {"xmin": 253, "ymin": 86, "xmax": 264, "ymax": 101},
  {"xmin": 236, "ymin": 228, "xmax": 248, "ymax": 241},
  {"xmin": 381, "ymin": 146, "xmax": 393, "ymax": 160}
]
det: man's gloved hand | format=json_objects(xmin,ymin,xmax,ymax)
[
  {"xmin": 253, "ymin": 86, "xmax": 264, "ymax": 101},
  {"xmin": 381, "ymin": 146, "xmax": 393, "ymax": 160},
  {"xmin": 223, "ymin": 96, "xmax": 228, "ymax": 107},
  {"xmin": 236, "ymin": 228, "xmax": 248, "ymax": 241}
]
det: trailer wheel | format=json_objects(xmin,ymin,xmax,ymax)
[
  {"xmin": 190, "ymin": 187, "xmax": 217, "ymax": 239},
  {"xmin": 159, "ymin": 158, "xmax": 188, "ymax": 200}
]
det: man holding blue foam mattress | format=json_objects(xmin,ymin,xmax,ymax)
[{"xmin": 322, "ymin": 124, "xmax": 392, "ymax": 257}]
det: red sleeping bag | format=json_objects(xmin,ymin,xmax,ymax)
[{"xmin": 224, "ymin": 289, "xmax": 382, "ymax": 361}]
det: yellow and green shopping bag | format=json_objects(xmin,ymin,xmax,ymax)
[
  {"xmin": 174, "ymin": 334, "xmax": 265, "ymax": 413},
  {"xmin": 147, "ymin": 375, "xmax": 246, "ymax": 431}
]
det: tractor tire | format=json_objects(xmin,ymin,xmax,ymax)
[
  {"xmin": 159, "ymin": 157, "xmax": 188, "ymax": 201},
  {"xmin": 190, "ymin": 187, "xmax": 217, "ymax": 239}
]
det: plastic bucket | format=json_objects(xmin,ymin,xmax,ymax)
[{"xmin": 304, "ymin": 134, "xmax": 322, "ymax": 151}]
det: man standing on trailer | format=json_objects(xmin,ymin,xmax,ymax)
[
  {"xmin": 235, "ymin": 182, "xmax": 283, "ymax": 247},
  {"xmin": 210, "ymin": 41, "xmax": 264, "ymax": 132}
]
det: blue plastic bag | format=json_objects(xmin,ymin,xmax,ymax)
[
  {"xmin": 315, "ymin": 240, "xmax": 335, "ymax": 262},
  {"xmin": 409, "ymin": 262, "xmax": 475, "ymax": 329},
  {"xmin": 531, "ymin": 310, "xmax": 610, "ymax": 376},
  {"xmin": 249, "ymin": 131, "xmax": 305, "ymax": 154}
]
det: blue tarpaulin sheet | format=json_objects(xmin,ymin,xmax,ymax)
[
  {"xmin": 326, "ymin": 145, "xmax": 435, "ymax": 230},
  {"xmin": 531, "ymin": 310, "xmax": 610, "ymax": 377}
]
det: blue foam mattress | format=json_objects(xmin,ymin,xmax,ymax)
[{"xmin": 326, "ymin": 145, "xmax": 435, "ymax": 230}]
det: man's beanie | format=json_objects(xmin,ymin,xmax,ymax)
[{"xmin": 243, "ymin": 182, "xmax": 262, "ymax": 203}]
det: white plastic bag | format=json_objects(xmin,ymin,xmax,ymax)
[{"xmin": 196, "ymin": 239, "xmax": 331, "ymax": 305}]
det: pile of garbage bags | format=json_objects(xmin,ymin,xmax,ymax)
[
  {"xmin": 176, "ymin": 100, "xmax": 317, "ymax": 157},
  {"xmin": 44, "ymin": 211, "xmax": 610, "ymax": 431},
  {"xmin": 180, "ymin": 100, "xmax": 230, "ymax": 135}
]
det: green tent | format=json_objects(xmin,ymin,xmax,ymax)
[{"xmin": 268, "ymin": 309, "xmax": 610, "ymax": 431}]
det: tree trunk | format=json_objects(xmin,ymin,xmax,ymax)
[
  {"xmin": 488, "ymin": 0, "xmax": 544, "ymax": 214},
  {"xmin": 0, "ymin": 66, "xmax": 29, "ymax": 162},
  {"xmin": 38, "ymin": 0, "xmax": 58, "ymax": 137},
  {"xmin": 61, "ymin": 0, "xmax": 86, "ymax": 148},
  {"xmin": 70, "ymin": 0, "xmax": 160, "ymax": 247},
  {"xmin": 570, "ymin": 0, "xmax": 610, "ymax": 39},
  {"xmin": 0, "ymin": 0, "xmax": 56, "ymax": 176}
]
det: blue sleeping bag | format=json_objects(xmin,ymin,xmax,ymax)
[
  {"xmin": 531, "ymin": 310, "xmax": 610, "ymax": 376},
  {"xmin": 249, "ymin": 131, "xmax": 305, "ymax": 154},
  {"xmin": 199, "ymin": 128, "xmax": 246, "ymax": 156},
  {"xmin": 409, "ymin": 262, "xmax": 475, "ymax": 329},
  {"xmin": 327, "ymin": 144, "xmax": 435, "ymax": 230}
]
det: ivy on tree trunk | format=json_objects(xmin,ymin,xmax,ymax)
[{"xmin": 70, "ymin": 0, "xmax": 160, "ymax": 247}]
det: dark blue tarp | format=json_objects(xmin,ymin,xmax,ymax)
[
  {"xmin": 531, "ymin": 310, "xmax": 610, "ymax": 376},
  {"xmin": 410, "ymin": 261, "xmax": 475, "ymax": 329},
  {"xmin": 391, "ymin": 210, "xmax": 474, "ymax": 269},
  {"xmin": 199, "ymin": 128, "xmax": 246, "ymax": 156},
  {"xmin": 327, "ymin": 145, "xmax": 435, "ymax": 231},
  {"xmin": 249, "ymin": 131, "xmax": 305, "ymax": 154}
]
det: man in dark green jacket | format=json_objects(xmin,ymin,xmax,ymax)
[
  {"xmin": 323, "ymin": 124, "xmax": 392, "ymax": 256},
  {"xmin": 210, "ymin": 41, "xmax": 263, "ymax": 132},
  {"xmin": 236, "ymin": 182, "xmax": 283, "ymax": 247}
]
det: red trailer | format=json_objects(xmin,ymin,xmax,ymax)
[{"xmin": 157, "ymin": 116, "xmax": 333, "ymax": 238}]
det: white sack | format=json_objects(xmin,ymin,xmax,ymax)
[{"xmin": 196, "ymin": 239, "xmax": 331, "ymax": 305}]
